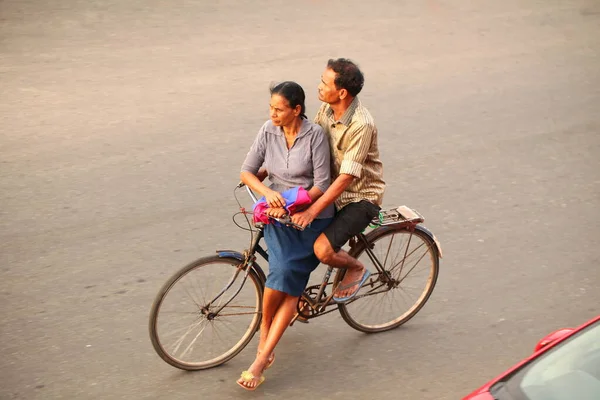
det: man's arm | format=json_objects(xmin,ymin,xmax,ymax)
[
  {"xmin": 311, "ymin": 173, "xmax": 354, "ymax": 215},
  {"xmin": 291, "ymin": 173, "xmax": 354, "ymax": 227},
  {"xmin": 292, "ymin": 117, "xmax": 375, "ymax": 227}
]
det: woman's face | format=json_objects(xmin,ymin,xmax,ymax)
[{"xmin": 270, "ymin": 94, "xmax": 299, "ymax": 127}]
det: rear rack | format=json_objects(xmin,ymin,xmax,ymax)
[{"xmin": 372, "ymin": 205, "xmax": 424, "ymax": 226}]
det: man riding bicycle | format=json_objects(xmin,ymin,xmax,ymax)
[{"xmin": 292, "ymin": 58, "xmax": 386, "ymax": 302}]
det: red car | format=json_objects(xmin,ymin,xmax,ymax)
[{"xmin": 463, "ymin": 314, "xmax": 600, "ymax": 400}]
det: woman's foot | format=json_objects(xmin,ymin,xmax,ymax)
[
  {"xmin": 237, "ymin": 370, "xmax": 265, "ymax": 391},
  {"xmin": 257, "ymin": 350, "xmax": 275, "ymax": 369},
  {"xmin": 236, "ymin": 356, "xmax": 269, "ymax": 390}
]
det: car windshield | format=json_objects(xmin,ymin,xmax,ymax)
[{"xmin": 497, "ymin": 320, "xmax": 600, "ymax": 400}]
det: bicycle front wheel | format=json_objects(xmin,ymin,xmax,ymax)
[
  {"xmin": 149, "ymin": 255, "xmax": 263, "ymax": 370},
  {"xmin": 339, "ymin": 225, "xmax": 439, "ymax": 333}
]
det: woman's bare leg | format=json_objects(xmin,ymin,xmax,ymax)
[
  {"xmin": 237, "ymin": 288, "xmax": 285, "ymax": 389},
  {"xmin": 237, "ymin": 293, "xmax": 299, "ymax": 389},
  {"xmin": 258, "ymin": 288, "xmax": 285, "ymax": 360},
  {"xmin": 255, "ymin": 294, "xmax": 299, "ymax": 362}
]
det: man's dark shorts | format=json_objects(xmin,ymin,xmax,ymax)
[{"xmin": 322, "ymin": 200, "xmax": 381, "ymax": 252}]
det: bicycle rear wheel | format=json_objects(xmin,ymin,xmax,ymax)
[
  {"xmin": 149, "ymin": 255, "xmax": 263, "ymax": 370},
  {"xmin": 339, "ymin": 225, "xmax": 439, "ymax": 333}
]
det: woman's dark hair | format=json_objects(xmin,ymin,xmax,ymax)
[
  {"xmin": 327, "ymin": 58, "xmax": 364, "ymax": 97},
  {"xmin": 269, "ymin": 81, "xmax": 307, "ymax": 119}
]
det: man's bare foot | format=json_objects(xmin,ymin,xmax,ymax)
[{"xmin": 334, "ymin": 266, "xmax": 367, "ymax": 298}]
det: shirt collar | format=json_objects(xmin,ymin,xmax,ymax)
[
  {"xmin": 273, "ymin": 118, "xmax": 312, "ymax": 137},
  {"xmin": 326, "ymin": 97, "xmax": 360, "ymax": 127}
]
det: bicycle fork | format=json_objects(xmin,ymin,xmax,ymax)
[{"xmin": 202, "ymin": 260, "xmax": 254, "ymax": 319}]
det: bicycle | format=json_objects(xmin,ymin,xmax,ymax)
[{"xmin": 149, "ymin": 183, "xmax": 443, "ymax": 371}]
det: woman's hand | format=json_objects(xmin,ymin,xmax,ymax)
[
  {"xmin": 265, "ymin": 207, "xmax": 288, "ymax": 219},
  {"xmin": 264, "ymin": 189, "xmax": 286, "ymax": 209}
]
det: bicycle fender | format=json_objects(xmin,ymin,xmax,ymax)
[
  {"xmin": 415, "ymin": 225, "xmax": 443, "ymax": 259},
  {"xmin": 216, "ymin": 250, "xmax": 267, "ymax": 285},
  {"xmin": 216, "ymin": 250, "xmax": 244, "ymax": 261}
]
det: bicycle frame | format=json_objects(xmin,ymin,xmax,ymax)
[
  {"xmin": 209, "ymin": 184, "xmax": 434, "ymax": 323},
  {"xmin": 239, "ymin": 184, "xmax": 391, "ymax": 318},
  {"xmin": 294, "ymin": 232, "xmax": 400, "ymax": 322}
]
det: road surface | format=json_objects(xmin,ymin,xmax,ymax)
[{"xmin": 1, "ymin": 0, "xmax": 599, "ymax": 399}]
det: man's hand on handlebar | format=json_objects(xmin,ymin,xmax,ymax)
[
  {"xmin": 291, "ymin": 209, "xmax": 316, "ymax": 230},
  {"xmin": 273, "ymin": 215, "xmax": 305, "ymax": 231}
]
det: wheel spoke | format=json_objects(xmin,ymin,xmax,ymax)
[
  {"xmin": 161, "ymin": 316, "xmax": 205, "ymax": 341},
  {"xmin": 171, "ymin": 318, "xmax": 208, "ymax": 355},
  {"xmin": 397, "ymin": 249, "xmax": 429, "ymax": 284},
  {"xmin": 181, "ymin": 279, "xmax": 202, "ymax": 309},
  {"xmin": 216, "ymin": 312, "xmax": 260, "ymax": 317},
  {"xmin": 179, "ymin": 320, "xmax": 210, "ymax": 358}
]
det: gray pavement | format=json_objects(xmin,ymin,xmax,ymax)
[{"xmin": 1, "ymin": 1, "xmax": 599, "ymax": 399}]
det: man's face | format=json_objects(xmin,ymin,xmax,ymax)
[
  {"xmin": 318, "ymin": 68, "xmax": 341, "ymax": 104},
  {"xmin": 269, "ymin": 94, "xmax": 298, "ymax": 127}
]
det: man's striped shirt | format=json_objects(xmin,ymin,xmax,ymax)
[{"xmin": 315, "ymin": 98, "xmax": 385, "ymax": 210}]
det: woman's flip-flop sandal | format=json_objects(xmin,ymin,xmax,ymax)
[{"xmin": 237, "ymin": 370, "xmax": 266, "ymax": 391}]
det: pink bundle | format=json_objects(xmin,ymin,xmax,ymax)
[{"xmin": 252, "ymin": 186, "xmax": 312, "ymax": 224}]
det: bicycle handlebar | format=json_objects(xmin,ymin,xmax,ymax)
[
  {"xmin": 237, "ymin": 182, "xmax": 304, "ymax": 231},
  {"xmin": 271, "ymin": 215, "xmax": 305, "ymax": 231}
]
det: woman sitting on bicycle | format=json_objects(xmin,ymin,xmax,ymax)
[{"xmin": 238, "ymin": 81, "xmax": 335, "ymax": 390}]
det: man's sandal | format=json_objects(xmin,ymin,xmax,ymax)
[
  {"xmin": 237, "ymin": 371, "xmax": 266, "ymax": 391},
  {"xmin": 333, "ymin": 270, "xmax": 372, "ymax": 303}
]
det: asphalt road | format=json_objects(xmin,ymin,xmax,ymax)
[{"xmin": 1, "ymin": 1, "xmax": 599, "ymax": 399}]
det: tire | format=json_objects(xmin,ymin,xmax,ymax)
[
  {"xmin": 338, "ymin": 225, "xmax": 439, "ymax": 333},
  {"xmin": 149, "ymin": 255, "xmax": 263, "ymax": 370}
]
